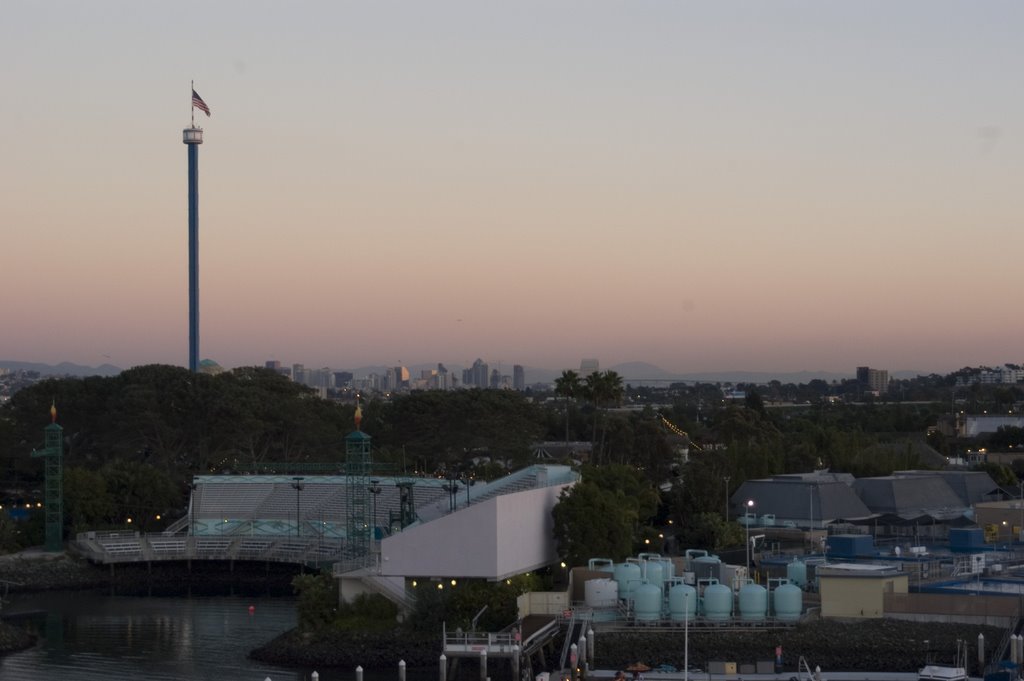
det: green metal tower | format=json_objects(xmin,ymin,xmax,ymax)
[
  {"xmin": 31, "ymin": 404, "xmax": 64, "ymax": 552},
  {"xmin": 344, "ymin": 406, "xmax": 373, "ymax": 563}
]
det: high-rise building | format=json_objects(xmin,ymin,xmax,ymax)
[
  {"xmin": 471, "ymin": 359, "xmax": 489, "ymax": 388},
  {"xmin": 857, "ymin": 366, "xmax": 889, "ymax": 394},
  {"xmin": 292, "ymin": 363, "xmax": 306, "ymax": 385},
  {"xmin": 580, "ymin": 358, "xmax": 600, "ymax": 375},
  {"xmin": 513, "ymin": 365, "xmax": 525, "ymax": 391},
  {"xmin": 490, "ymin": 368, "xmax": 502, "ymax": 389}
]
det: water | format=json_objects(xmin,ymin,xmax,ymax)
[{"xmin": 0, "ymin": 591, "xmax": 312, "ymax": 681}]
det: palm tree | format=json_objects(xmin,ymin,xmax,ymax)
[
  {"xmin": 582, "ymin": 370, "xmax": 624, "ymax": 463},
  {"xmin": 554, "ymin": 370, "xmax": 580, "ymax": 449}
]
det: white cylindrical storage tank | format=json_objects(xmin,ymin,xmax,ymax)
[
  {"xmin": 701, "ymin": 582, "xmax": 733, "ymax": 621},
  {"xmin": 738, "ymin": 583, "xmax": 768, "ymax": 622},
  {"xmin": 693, "ymin": 556, "xmax": 721, "ymax": 582},
  {"xmin": 786, "ymin": 559, "xmax": 807, "ymax": 588},
  {"xmin": 668, "ymin": 583, "xmax": 698, "ymax": 622},
  {"xmin": 614, "ymin": 562, "xmax": 643, "ymax": 600},
  {"xmin": 584, "ymin": 578, "xmax": 619, "ymax": 608},
  {"xmin": 654, "ymin": 557, "xmax": 675, "ymax": 583},
  {"xmin": 773, "ymin": 582, "xmax": 802, "ymax": 622},
  {"xmin": 633, "ymin": 582, "xmax": 663, "ymax": 622},
  {"xmin": 645, "ymin": 559, "xmax": 665, "ymax": 590},
  {"xmin": 588, "ymin": 558, "xmax": 614, "ymax": 573}
]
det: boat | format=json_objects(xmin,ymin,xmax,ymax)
[
  {"xmin": 918, "ymin": 666, "xmax": 967, "ymax": 681},
  {"xmin": 919, "ymin": 641, "xmax": 968, "ymax": 681}
]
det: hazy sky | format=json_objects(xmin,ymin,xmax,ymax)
[{"xmin": 3, "ymin": 1, "xmax": 1023, "ymax": 376}]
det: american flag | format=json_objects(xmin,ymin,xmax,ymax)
[{"xmin": 192, "ymin": 89, "xmax": 211, "ymax": 116}]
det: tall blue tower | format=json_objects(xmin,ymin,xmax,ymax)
[{"xmin": 183, "ymin": 126, "xmax": 203, "ymax": 373}]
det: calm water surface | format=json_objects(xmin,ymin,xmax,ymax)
[{"xmin": 0, "ymin": 591, "xmax": 319, "ymax": 681}]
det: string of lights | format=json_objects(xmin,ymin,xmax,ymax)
[{"xmin": 656, "ymin": 413, "xmax": 703, "ymax": 451}]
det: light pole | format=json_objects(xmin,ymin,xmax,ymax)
[
  {"xmin": 369, "ymin": 479, "xmax": 382, "ymax": 542},
  {"xmin": 443, "ymin": 472, "xmax": 459, "ymax": 512},
  {"xmin": 1018, "ymin": 480, "xmax": 1023, "ymax": 544},
  {"xmin": 745, "ymin": 499, "xmax": 755, "ymax": 571},
  {"xmin": 683, "ymin": 589, "xmax": 690, "ymax": 681},
  {"xmin": 291, "ymin": 477, "xmax": 305, "ymax": 537},
  {"xmin": 809, "ymin": 485, "xmax": 814, "ymax": 551},
  {"xmin": 724, "ymin": 476, "xmax": 730, "ymax": 522}
]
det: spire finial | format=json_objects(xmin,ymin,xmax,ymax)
[
  {"xmin": 50, "ymin": 400, "xmax": 57, "ymax": 423},
  {"xmin": 354, "ymin": 400, "xmax": 363, "ymax": 431}
]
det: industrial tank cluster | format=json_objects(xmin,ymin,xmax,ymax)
[{"xmin": 582, "ymin": 551, "xmax": 804, "ymax": 625}]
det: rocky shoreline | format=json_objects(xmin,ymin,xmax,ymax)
[
  {"xmin": 593, "ymin": 619, "xmax": 1003, "ymax": 674},
  {"xmin": 248, "ymin": 619, "xmax": 1005, "ymax": 675},
  {"xmin": 250, "ymin": 627, "xmax": 442, "ymax": 669}
]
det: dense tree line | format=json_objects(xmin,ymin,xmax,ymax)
[{"xmin": 1, "ymin": 362, "xmax": 1003, "ymax": 558}]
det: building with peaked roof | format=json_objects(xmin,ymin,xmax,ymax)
[
  {"xmin": 852, "ymin": 475, "xmax": 967, "ymax": 520},
  {"xmin": 731, "ymin": 473, "xmax": 872, "ymax": 528},
  {"xmin": 892, "ymin": 470, "xmax": 1002, "ymax": 507}
]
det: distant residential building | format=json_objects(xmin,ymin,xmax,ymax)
[
  {"xmin": 513, "ymin": 365, "xmax": 525, "ymax": 391},
  {"xmin": 960, "ymin": 415, "xmax": 1024, "ymax": 438},
  {"xmin": 333, "ymin": 371, "xmax": 353, "ymax": 387},
  {"xmin": 264, "ymin": 360, "xmax": 290, "ymax": 377},
  {"xmin": 856, "ymin": 366, "xmax": 889, "ymax": 394},
  {"xmin": 292, "ymin": 363, "xmax": 305, "ymax": 384},
  {"xmin": 490, "ymin": 369, "xmax": 502, "ymax": 389},
  {"xmin": 975, "ymin": 368, "xmax": 1024, "ymax": 385},
  {"xmin": 580, "ymin": 358, "xmax": 599, "ymax": 375}
]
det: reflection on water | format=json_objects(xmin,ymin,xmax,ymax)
[{"xmin": 0, "ymin": 591, "xmax": 307, "ymax": 681}]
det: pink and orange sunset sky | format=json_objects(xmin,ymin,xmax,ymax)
[{"xmin": 3, "ymin": 1, "xmax": 1024, "ymax": 376}]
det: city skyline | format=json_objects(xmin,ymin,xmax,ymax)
[{"xmin": 4, "ymin": 2, "xmax": 1024, "ymax": 376}]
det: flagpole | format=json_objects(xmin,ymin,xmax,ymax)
[{"xmin": 191, "ymin": 80, "xmax": 195, "ymax": 127}]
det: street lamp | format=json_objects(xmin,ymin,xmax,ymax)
[
  {"xmin": 1018, "ymin": 480, "xmax": 1023, "ymax": 544},
  {"xmin": 443, "ymin": 473, "xmax": 460, "ymax": 512},
  {"xmin": 291, "ymin": 477, "xmax": 305, "ymax": 537},
  {"xmin": 724, "ymin": 476, "xmax": 730, "ymax": 522},
  {"xmin": 462, "ymin": 474, "xmax": 475, "ymax": 506},
  {"xmin": 369, "ymin": 479, "xmax": 382, "ymax": 542},
  {"xmin": 683, "ymin": 589, "xmax": 690, "ymax": 681},
  {"xmin": 745, "ymin": 499, "xmax": 755, "ymax": 571}
]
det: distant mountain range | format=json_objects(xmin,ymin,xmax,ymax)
[
  {"xmin": 0, "ymin": 360, "xmax": 122, "ymax": 377},
  {"xmin": 0, "ymin": 359, "xmax": 923, "ymax": 385}
]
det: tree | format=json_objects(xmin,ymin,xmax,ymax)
[
  {"xmin": 64, "ymin": 467, "xmax": 115, "ymax": 533},
  {"xmin": 553, "ymin": 370, "xmax": 581, "ymax": 447},
  {"xmin": 582, "ymin": 370, "xmax": 625, "ymax": 463},
  {"xmin": 552, "ymin": 481, "xmax": 636, "ymax": 566},
  {"xmin": 676, "ymin": 511, "xmax": 744, "ymax": 552},
  {"xmin": 293, "ymin": 571, "xmax": 339, "ymax": 631}
]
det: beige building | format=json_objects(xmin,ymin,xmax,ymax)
[
  {"xmin": 974, "ymin": 499, "xmax": 1024, "ymax": 542},
  {"xmin": 818, "ymin": 563, "xmax": 908, "ymax": 618}
]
